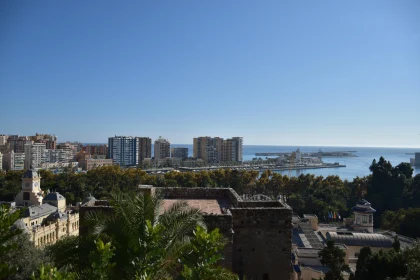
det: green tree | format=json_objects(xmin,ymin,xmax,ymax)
[
  {"xmin": 178, "ymin": 226, "xmax": 238, "ymax": 280},
  {"xmin": 404, "ymin": 241, "xmax": 420, "ymax": 280},
  {"xmin": 318, "ymin": 241, "xmax": 349, "ymax": 280},
  {"xmin": 52, "ymin": 191, "xmax": 206, "ymax": 279},
  {"xmin": 354, "ymin": 247, "xmax": 372, "ymax": 280},
  {"xmin": 31, "ymin": 265, "xmax": 75, "ymax": 280},
  {"xmin": 0, "ymin": 205, "xmax": 23, "ymax": 278},
  {"xmin": 3, "ymin": 233, "xmax": 50, "ymax": 280}
]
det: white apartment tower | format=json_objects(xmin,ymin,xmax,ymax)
[
  {"xmin": 24, "ymin": 143, "xmax": 46, "ymax": 169},
  {"xmin": 154, "ymin": 137, "xmax": 171, "ymax": 159}
]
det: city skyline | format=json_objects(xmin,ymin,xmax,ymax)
[{"xmin": 1, "ymin": 1, "xmax": 419, "ymax": 147}]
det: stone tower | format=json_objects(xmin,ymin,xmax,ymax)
[{"xmin": 15, "ymin": 170, "xmax": 44, "ymax": 207}]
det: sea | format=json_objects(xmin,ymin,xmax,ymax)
[
  {"xmin": 170, "ymin": 145, "xmax": 420, "ymax": 181},
  {"xmin": 89, "ymin": 143, "xmax": 420, "ymax": 181}
]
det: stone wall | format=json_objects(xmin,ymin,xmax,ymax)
[{"xmin": 230, "ymin": 207, "xmax": 292, "ymax": 280}]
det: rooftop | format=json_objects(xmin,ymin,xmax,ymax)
[
  {"xmin": 326, "ymin": 231, "xmax": 393, "ymax": 247},
  {"xmin": 44, "ymin": 192, "xmax": 65, "ymax": 201},
  {"xmin": 163, "ymin": 199, "xmax": 230, "ymax": 215},
  {"xmin": 23, "ymin": 204, "xmax": 57, "ymax": 220}
]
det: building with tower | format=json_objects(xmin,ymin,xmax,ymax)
[
  {"xmin": 15, "ymin": 170, "xmax": 44, "ymax": 207},
  {"xmin": 13, "ymin": 170, "xmax": 79, "ymax": 247}
]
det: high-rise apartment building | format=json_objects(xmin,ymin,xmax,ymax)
[
  {"xmin": 138, "ymin": 137, "xmax": 152, "ymax": 163},
  {"xmin": 0, "ymin": 135, "xmax": 8, "ymax": 146},
  {"xmin": 9, "ymin": 136, "xmax": 32, "ymax": 153},
  {"xmin": 108, "ymin": 136, "xmax": 139, "ymax": 166},
  {"xmin": 154, "ymin": 137, "xmax": 171, "ymax": 159},
  {"xmin": 171, "ymin": 147, "xmax": 188, "ymax": 160},
  {"xmin": 24, "ymin": 143, "xmax": 46, "ymax": 169},
  {"xmin": 0, "ymin": 152, "xmax": 2, "ymax": 170},
  {"xmin": 193, "ymin": 137, "xmax": 223, "ymax": 164},
  {"xmin": 14, "ymin": 153, "xmax": 25, "ymax": 170},
  {"xmin": 44, "ymin": 149, "xmax": 71, "ymax": 163},
  {"xmin": 222, "ymin": 137, "xmax": 243, "ymax": 163},
  {"xmin": 3, "ymin": 151, "xmax": 25, "ymax": 171}
]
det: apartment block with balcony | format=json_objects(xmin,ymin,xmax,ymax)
[
  {"xmin": 193, "ymin": 136, "xmax": 223, "ymax": 164},
  {"xmin": 154, "ymin": 137, "xmax": 171, "ymax": 159},
  {"xmin": 137, "ymin": 137, "xmax": 152, "ymax": 163},
  {"xmin": 0, "ymin": 135, "xmax": 8, "ymax": 146},
  {"xmin": 24, "ymin": 143, "xmax": 46, "ymax": 169},
  {"xmin": 222, "ymin": 137, "xmax": 243, "ymax": 163}
]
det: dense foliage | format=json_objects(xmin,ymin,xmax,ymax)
[
  {"xmin": 354, "ymin": 239, "xmax": 420, "ymax": 280},
  {"xmin": 1, "ymin": 156, "xmax": 418, "ymax": 231},
  {"xmin": 318, "ymin": 240, "xmax": 350, "ymax": 280}
]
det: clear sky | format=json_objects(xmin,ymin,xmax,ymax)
[{"xmin": 1, "ymin": 1, "xmax": 419, "ymax": 147}]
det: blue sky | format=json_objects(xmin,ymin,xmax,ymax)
[{"xmin": 1, "ymin": 0, "xmax": 419, "ymax": 147}]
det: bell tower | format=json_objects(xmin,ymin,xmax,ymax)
[{"xmin": 15, "ymin": 170, "xmax": 44, "ymax": 207}]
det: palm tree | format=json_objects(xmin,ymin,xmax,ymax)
[{"xmin": 83, "ymin": 191, "xmax": 206, "ymax": 279}]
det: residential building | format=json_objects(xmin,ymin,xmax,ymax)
[
  {"xmin": 80, "ymin": 186, "xmax": 292, "ymax": 280},
  {"xmin": 108, "ymin": 136, "xmax": 139, "ymax": 166},
  {"xmin": 138, "ymin": 137, "xmax": 152, "ymax": 164},
  {"xmin": 83, "ymin": 144, "xmax": 108, "ymax": 156},
  {"xmin": 0, "ymin": 152, "xmax": 2, "ymax": 170},
  {"xmin": 415, "ymin": 153, "xmax": 420, "ymax": 167},
  {"xmin": 0, "ymin": 135, "xmax": 8, "ymax": 145},
  {"xmin": 193, "ymin": 136, "xmax": 223, "ymax": 164},
  {"xmin": 154, "ymin": 137, "xmax": 170, "ymax": 159},
  {"xmin": 24, "ymin": 143, "xmax": 46, "ymax": 169},
  {"xmin": 3, "ymin": 151, "xmax": 25, "ymax": 171},
  {"xmin": 82, "ymin": 158, "xmax": 113, "ymax": 171},
  {"xmin": 171, "ymin": 147, "xmax": 188, "ymax": 160},
  {"xmin": 44, "ymin": 149, "xmax": 72, "ymax": 163},
  {"xmin": 57, "ymin": 142, "xmax": 79, "ymax": 160},
  {"xmin": 222, "ymin": 137, "xmax": 243, "ymax": 163},
  {"xmin": 9, "ymin": 136, "xmax": 32, "ymax": 153},
  {"xmin": 13, "ymin": 170, "xmax": 79, "ymax": 247}
]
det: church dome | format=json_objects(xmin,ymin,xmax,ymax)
[
  {"xmin": 12, "ymin": 219, "xmax": 29, "ymax": 233},
  {"xmin": 22, "ymin": 169, "xmax": 39, "ymax": 179}
]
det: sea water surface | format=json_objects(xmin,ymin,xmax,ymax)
[{"xmin": 170, "ymin": 145, "xmax": 420, "ymax": 181}]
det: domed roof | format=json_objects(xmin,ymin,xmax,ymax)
[
  {"xmin": 12, "ymin": 219, "xmax": 29, "ymax": 233},
  {"xmin": 352, "ymin": 199, "xmax": 376, "ymax": 213},
  {"xmin": 22, "ymin": 169, "xmax": 39, "ymax": 179},
  {"xmin": 44, "ymin": 192, "xmax": 65, "ymax": 201},
  {"xmin": 46, "ymin": 210, "xmax": 68, "ymax": 222},
  {"xmin": 82, "ymin": 193, "xmax": 96, "ymax": 204}
]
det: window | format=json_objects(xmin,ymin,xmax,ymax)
[
  {"xmin": 369, "ymin": 215, "xmax": 373, "ymax": 223},
  {"xmin": 23, "ymin": 192, "xmax": 30, "ymax": 200},
  {"xmin": 362, "ymin": 215, "xmax": 367, "ymax": 224},
  {"xmin": 356, "ymin": 216, "xmax": 361, "ymax": 225}
]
